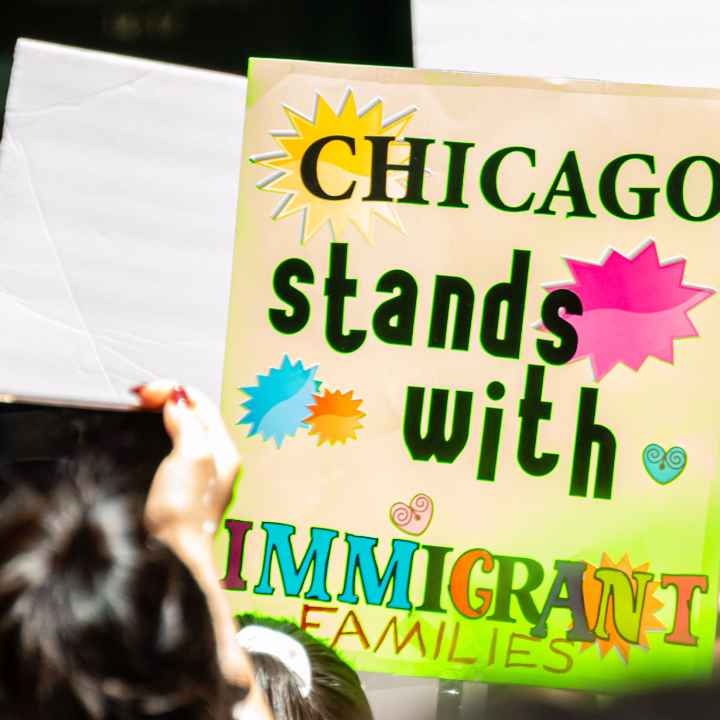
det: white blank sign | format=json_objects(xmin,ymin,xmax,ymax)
[
  {"xmin": 0, "ymin": 40, "xmax": 246, "ymax": 404},
  {"xmin": 413, "ymin": 0, "xmax": 720, "ymax": 87}
]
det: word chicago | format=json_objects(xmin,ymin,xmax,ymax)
[{"xmin": 301, "ymin": 137, "xmax": 720, "ymax": 221}]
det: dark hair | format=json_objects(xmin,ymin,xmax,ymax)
[
  {"xmin": 235, "ymin": 615, "xmax": 373, "ymax": 720},
  {"xmin": 0, "ymin": 452, "xmax": 233, "ymax": 720}
]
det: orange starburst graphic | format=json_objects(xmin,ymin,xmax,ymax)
[
  {"xmin": 580, "ymin": 553, "xmax": 665, "ymax": 663},
  {"xmin": 251, "ymin": 88, "xmax": 416, "ymax": 243},
  {"xmin": 304, "ymin": 389, "xmax": 365, "ymax": 446}
]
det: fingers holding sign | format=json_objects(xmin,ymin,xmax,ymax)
[{"xmin": 133, "ymin": 380, "xmax": 241, "ymax": 542}]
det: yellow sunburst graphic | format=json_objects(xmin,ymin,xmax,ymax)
[
  {"xmin": 304, "ymin": 389, "xmax": 365, "ymax": 446},
  {"xmin": 251, "ymin": 89, "xmax": 416, "ymax": 243},
  {"xmin": 580, "ymin": 553, "xmax": 665, "ymax": 663}
]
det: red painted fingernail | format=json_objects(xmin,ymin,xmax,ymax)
[
  {"xmin": 169, "ymin": 386, "xmax": 191, "ymax": 406},
  {"xmin": 130, "ymin": 384, "xmax": 146, "ymax": 395}
]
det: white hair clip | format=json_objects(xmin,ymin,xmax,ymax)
[{"xmin": 236, "ymin": 625, "xmax": 312, "ymax": 698}]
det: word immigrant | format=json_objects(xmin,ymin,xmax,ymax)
[{"xmin": 223, "ymin": 520, "xmax": 708, "ymax": 664}]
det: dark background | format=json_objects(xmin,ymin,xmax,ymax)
[{"xmin": 0, "ymin": 0, "xmax": 413, "ymax": 127}]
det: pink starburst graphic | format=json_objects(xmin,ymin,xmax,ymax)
[{"xmin": 546, "ymin": 241, "xmax": 714, "ymax": 380}]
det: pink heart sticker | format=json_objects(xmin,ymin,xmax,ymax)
[{"xmin": 389, "ymin": 493, "xmax": 434, "ymax": 536}]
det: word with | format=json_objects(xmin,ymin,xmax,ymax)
[{"xmin": 404, "ymin": 363, "xmax": 615, "ymax": 498}]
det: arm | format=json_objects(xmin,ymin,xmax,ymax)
[{"xmin": 135, "ymin": 382, "xmax": 270, "ymax": 718}]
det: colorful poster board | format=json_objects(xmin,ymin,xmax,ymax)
[{"xmin": 219, "ymin": 58, "xmax": 720, "ymax": 691}]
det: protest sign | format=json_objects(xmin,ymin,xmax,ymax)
[{"xmin": 219, "ymin": 58, "xmax": 720, "ymax": 691}]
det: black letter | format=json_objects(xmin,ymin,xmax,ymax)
[
  {"xmin": 324, "ymin": 243, "xmax": 366, "ymax": 353},
  {"xmin": 666, "ymin": 155, "xmax": 720, "ymax": 221},
  {"xmin": 599, "ymin": 154, "xmax": 659, "ymax": 219},
  {"xmin": 477, "ymin": 381, "xmax": 505, "ymax": 482},
  {"xmin": 428, "ymin": 276, "xmax": 475, "ymax": 350},
  {"xmin": 517, "ymin": 365, "xmax": 558, "ymax": 476},
  {"xmin": 536, "ymin": 289, "xmax": 582, "ymax": 365},
  {"xmin": 373, "ymin": 270, "xmax": 418, "ymax": 346},
  {"xmin": 404, "ymin": 387, "xmax": 473, "ymax": 463},
  {"xmin": 439, "ymin": 141, "xmax": 475, "ymax": 208},
  {"xmin": 363, "ymin": 136, "xmax": 435, "ymax": 204},
  {"xmin": 570, "ymin": 388, "xmax": 617, "ymax": 499},
  {"xmin": 300, "ymin": 135, "xmax": 356, "ymax": 199},
  {"xmin": 535, "ymin": 151, "xmax": 597, "ymax": 218},
  {"xmin": 480, "ymin": 249, "xmax": 530, "ymax": 359},
  {"xmin": 480, "ymin": 146, "xmax": 536, "ymax": 212},
  {"xmin": 269, "ymin": 258, "xmax": 314, "ymax": 334}
]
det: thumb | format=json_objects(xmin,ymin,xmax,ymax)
[{"xmin": 163, "ymin": 397, "xmax": 209, "ymax": 459}]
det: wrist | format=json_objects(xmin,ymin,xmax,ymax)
[{"xmin": 152, "ymin": 523, "xmax": 215, "ymax": 573}]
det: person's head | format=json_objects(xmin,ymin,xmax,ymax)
[
  {"xmin": 235, "ymin": 615, "xmax": 373, "ymax": 720},
  {"xmin": 0, "ymin": 452, "xmax": 238, "ymax": 719}
]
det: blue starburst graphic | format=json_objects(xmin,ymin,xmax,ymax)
[{"xmin": 238, "ymin": 355, "xmax": 321, "ymax": 448}]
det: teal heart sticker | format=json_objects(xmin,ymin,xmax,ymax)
[{"xmin": 643, "ymin": 444, "xmax": 687, "ymax": 485}]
